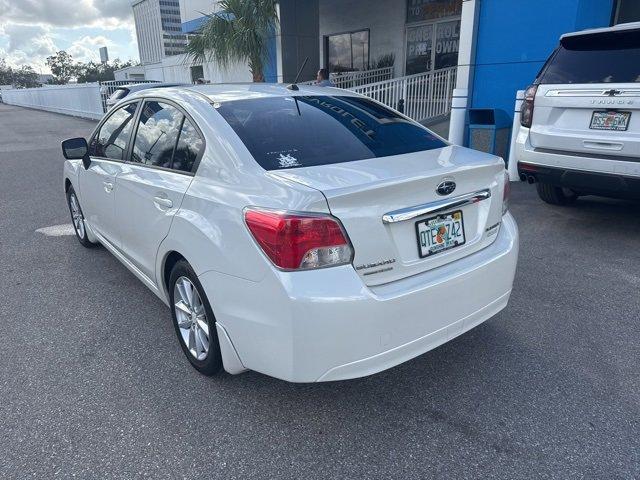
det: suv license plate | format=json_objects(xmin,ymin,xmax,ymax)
[
  {"xmin": 416, "ymin": 210, "xmax": 465, "ymax": 258},
  {"xmin": 590, "ymin": 111, "xmax": 631, "ymax": 131}
]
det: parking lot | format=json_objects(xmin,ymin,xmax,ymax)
[{"xmin": 0, "ymin": 103, "xmax": 638, "ymax": 479}]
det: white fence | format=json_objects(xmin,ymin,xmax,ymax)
[
  {"xmin": 2, "ymin": 66, "xmax": 457, "ymax": 124},
  {"xmin": 349, "ymin": 67, "xmax": 457, "ymax": 122},
  {"xmin": 333, "ymin": 67, "xmax": 394, "ymax": 88},
  {"xmin": 301, "ymin": 66, "xmax": 394, "ymax": 89},
  {"xmin": 99, "ymin": 80, "xmax": 158, "ymax": 112},
  {"xmin": 2, "ymin": 83, "xmax": 105, "ymax": 120}
]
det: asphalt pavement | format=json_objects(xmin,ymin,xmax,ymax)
[{"xmin": 0, "ymin": 103, "xmax": 639, "ymax": 479}]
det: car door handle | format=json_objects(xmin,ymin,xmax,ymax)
[
  {"xmin": 103, "ymin": 181, "xmax": 114, "ymax": 193},
  {"xmin": 153, "ymin": 196, "xmax": 173, "ymax": 209}
]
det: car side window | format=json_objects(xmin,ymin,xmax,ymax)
[
  {"xmin": 90, "ymin": 102, "xmax": 138, "ymax": 160},
  {"xmin": 131, "ymin": 101, "xmax": 183, "ymax": 169},
  {"xmin": 172, "ymin": 118, "xmax": 203, "ymax": 173}
]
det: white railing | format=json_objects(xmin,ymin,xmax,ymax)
[
  {"xmin": 3, "ymin": 67, "xmax": 457, "ymax": 124},
  {"xmin": 99, "ymin": 80, "xmax": 159, "ymax": 112},
  {"xmin": 331, "ymin": 66, "xmax": 394, "ymax": 88},
  {"xmin": 2, "ymin": 83, "xmax": 105, "ymax": 120},
  {"xmin": 300, "ymin": 66, "xmax": 394, "ymax": 88},
  {"xmin": 349, "ymin": 67, "xmax": 457, "ymax": 122}
]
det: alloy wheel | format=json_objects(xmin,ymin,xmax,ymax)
[
  {"xmin": 173, "ymin": 276, "xmax": 210, "ymax": 361},
  {"xmin": 69, "ymin": 193, "xmax": 86, "ymax": 239}
]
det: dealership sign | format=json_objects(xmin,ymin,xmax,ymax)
[
  {"xmin": 407, "ymin": 0, "xmax": 462, "ymax": 23},
  {"xmin": 405, "ymin": 20, "xmax": 460, "ymax": 74}
]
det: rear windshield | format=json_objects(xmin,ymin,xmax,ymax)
[
  {"xmin": 215, "ymin": 96, "xmax": 446, "ymax": 170},
  {"xmin": 539, "ymin": 30, "xmax": 640, "ymax": 84}
]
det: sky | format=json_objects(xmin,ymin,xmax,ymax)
[{"xmin": 0, "ymin": 0, "xmax": 139, "ymax": 74}]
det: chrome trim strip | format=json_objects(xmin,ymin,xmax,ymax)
[
  {"xmin": 545, "ymin": 89, "xmax": 640, "ymax": 98},
  {"xmin": 382, "ymin": 189, "xmax": 492, "ymax": 224},
  {"xmin": 532, "ymin": 147, "xmax": 640, "ymax": 163}
]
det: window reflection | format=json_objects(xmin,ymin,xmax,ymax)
[
  {"xmin": 327, "ymin": 30, "xmax": 369, "ymax": 72},
  {"xmin": 173, "ymin": 119, "xmax": 203, "ymax": 172},
  {"xmin": 131, "ymin": 101, "xmax": 183, "ymax": 169},
  {"xmin": 91, "ymin": 102, "xmax": 138, "ymax": 160}
]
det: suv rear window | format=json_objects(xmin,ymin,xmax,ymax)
[
  {"xmin": 215, "ymin": 96, "xmax": 446, "ymax": 170},
  {"xmin": 539, "ymin": 29, "xmax": 640, "ymax": 84}
]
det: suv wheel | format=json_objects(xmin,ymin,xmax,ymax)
[
  {"xmin": 536, "ymin": 182, "xmax": 578, "ymax": 206},
  {"xmin": 169, "ymin": 260, "xmax": 222, "ymax": 376}
]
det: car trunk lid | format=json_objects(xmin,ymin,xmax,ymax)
[{"xmin": 271, "ymin": 145, "xmax": 507, "ymax": 286}]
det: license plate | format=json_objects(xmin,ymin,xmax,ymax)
[
  {"xmin": 589, "ymin": 111, "xmax": 631, "ymax": 131},
  {"xmin": 416, "ymin": 210, "xmax": 465, "ymax": 258}
]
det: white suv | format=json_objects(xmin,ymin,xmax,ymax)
[{"xmin": 516, "ymin": 22, "xmax": 640, "ymax": 205}]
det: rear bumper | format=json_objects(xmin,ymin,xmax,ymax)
[
  {"xmin": 515, "ymin": 128, "xmax": 640, "ymax": 199},
  {"xmin": 200, "ymin": 214, "xmax": 519, "ymax": 382},
  {"xmin": 519, "ymin": 162, "xmax": 640, "ymax": 200}
]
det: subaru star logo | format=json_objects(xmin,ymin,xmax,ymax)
[{"xmin": 436, "ymin": 180, "xmax": 456, "ymax": 196}]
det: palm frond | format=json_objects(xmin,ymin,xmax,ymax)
[{"xmin": 186, "ymin": 0, "xmax": 278, "ymax": 81}]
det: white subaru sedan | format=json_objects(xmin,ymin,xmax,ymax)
[{"xmin": 62, "ymin": 84, "xmax": 518, "ymax": 382}]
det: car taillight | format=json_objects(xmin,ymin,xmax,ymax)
[
  {"xmin": 244, "ymin": 208, "xmax": 353, "ymax": 270},
  {"xmin": 502, "ymin": 171, "xmax": 510, "ymax": 215},
  {"xmin": 520, "ymin": 84, "xmax": 538, "ymax": 128}
]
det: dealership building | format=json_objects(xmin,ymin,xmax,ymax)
[{"xmin": 126, "ymin": 0, "xmax": 639, "ymax": 147}]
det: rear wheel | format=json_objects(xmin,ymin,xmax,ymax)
[
  {"xmin": 169, "ymin": 260, "xmax": 222, "ymax": 376},
  {"xmin": 536, "ymin": 182, "xmax": 578, "ymax": 206}
]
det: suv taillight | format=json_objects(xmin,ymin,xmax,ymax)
[
  {"xmin": 244, "ymin": 208, "xmax": 353, "ymax": 270},
  {"xmin": 520, "ymin": 84, "xmax": 538, "ymax": 128}
]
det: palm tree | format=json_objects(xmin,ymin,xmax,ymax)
[{"xmin": 186, "ymin": 0, "xmax": 278, "ymax": 82}]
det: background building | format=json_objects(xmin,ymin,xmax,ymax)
[
  {"xmin": 128, "ymin": 0, "xmax": 639, "ymax": 151},
  {"xmin": 450, "ymin": 0, "xmax": 638, "ymax": 145},
  {"xmin": 318, "ymin": 0, "xmax": 460, "ymax": 79},
  {"xmin": 179, "ymin": 0, "xmax": 319, "ymax": 84},
  {"xmin": 132, "ymin": 0, "xmax": 188, "ymax": 64},
  {"xmin": 99, "ymin": 46, "xmax": 109, "ymax": 64}
]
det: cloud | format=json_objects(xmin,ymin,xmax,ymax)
[
  {"xmin": 0, "ymin": 1, "xmax": 139, "ymax": 71},
  {"xmin": 4, "ymin": 24, "xmax": 54, "ymax": 54},
  {"xmin": 0, "ymin": 0, "xmax": 133, "ymax": 30},
  {"xmin": 68, "ymin": 35, "xmax": 116, "ymax": 63},
  {"xmin": 0, "ymin": 23, "xmax": 57, "ymax": 69}
]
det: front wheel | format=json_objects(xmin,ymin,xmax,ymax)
[
  {"xmin": 169, "ymin": 260, "xmax": 222, "ymax": 376},
  {"xmin": 66, "ymin": 186, "xmax": 96, "ymax": 248},
  {"xmin": 536, "ymin": 182, "xmax": 578, "ymax": 206}
]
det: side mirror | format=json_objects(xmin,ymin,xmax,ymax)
[{"xmin": 61, "ymin": 137, "xmax": 91, "ymax": 169}]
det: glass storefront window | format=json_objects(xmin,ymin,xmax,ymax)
[
  {"xmin": 405, "ymin": 0, "xmax": 461, "ymax": 75},
  {"xmin": 351, "ymin": 31, "xmax": 370, "ymax": 71},
  {"xmin": 434, "ymin": 20, "xmax": 460, "ymax": 70},
  {"xmin": 327, "ymin": 30, "xmax": 370, "ymax": 72},
  {"xmin": 406, "ymin": 18, "xmax": 460, "ymax": 75},
  {"xmin": 406, "ymin": 24, "xmax": 434, "ymax": 75}
]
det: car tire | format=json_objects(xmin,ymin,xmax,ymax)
[
  {"xmin": 66, "ymin": 186, "xmax": 97, "ymax": 248},
  {"xmin": 536, "ymin": 182, "xmax": 578, "ymax": 206},
  {"xmin": 169, "ymin": 260, "xmax": 223, "ymax": 376}
]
